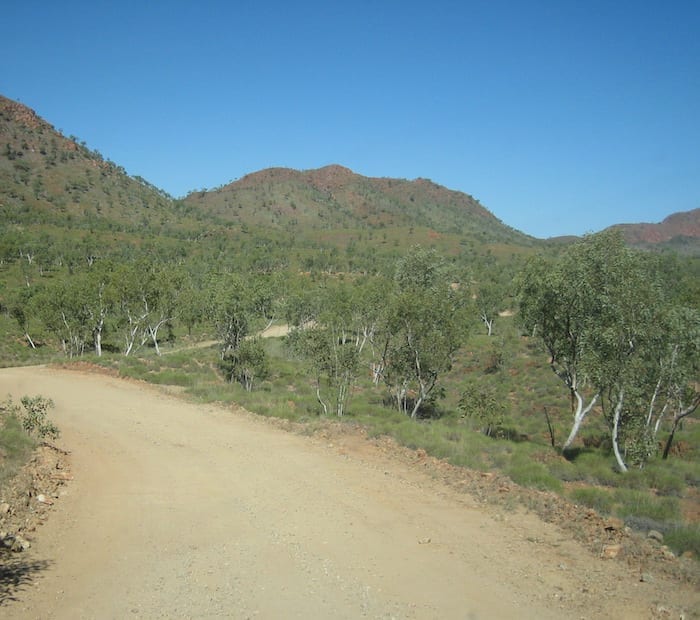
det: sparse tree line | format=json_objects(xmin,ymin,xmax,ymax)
[
  {"xmin": 518, "ymin": 231, "xmax": 699, "ymax": 471},
  {"xmin": 287, "ymin": 247, "xmax": 470, "ymax": 418},
  {"xmin": 8, "ymin": 259, "xmax": 189, "ymax": 358},
  {"xmin": 2, "ymin": 231, "xmax": 698, "ymax": 472}
]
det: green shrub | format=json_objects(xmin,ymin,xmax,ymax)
[
  {"xmin": 0, "ymin": 410, "xmax": 35, "ymax": 484},
  {"xmin": 0, "ymin": 395, "xmax": 59, "ymax": 485},
  {"xmin": 506, "ymin": 454, "xmax": 563, "ymax": 492},
  {"xmin": 569, "ymin": 451, "xmax": 620, "ymax": 486},
  {"xmin": 640, "ymin": 463, "xmax": 687, "ymax": 497},
  {"xmin": 4, "ymin": 395, "xmax": 60, "ymax": 441},
  {"xmin": 24, "ymin": 396, "xmax": 58, "ymax": 439},
  {"xmin": 613, "ymin": 488, "xmax": 681, "ymax": 523},
  {"xmin": 569, "ymin": 487, "xmax": 614, "ymax": 514},
  {"xmin": 547, "ymin": 458, "xmax": 586, "ymax": 482},
  {"xmin": 147, "ymin": 369, "xmax": 195, "ymax": 387},
  {"xmin": 664, "ymin": 524, "xmax": 700, "ymax": 559}
]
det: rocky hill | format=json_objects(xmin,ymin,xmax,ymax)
[
  {"xmin": 0, "ymin": 95, "xmax": 177, "ymax": 233},
  {"xmin": 183, "ymin": 164, "xmax": 536, "ymax": 247},
  {"xmin": 609, "ymin": 208, "xmax": 700, "ymax": 254}
]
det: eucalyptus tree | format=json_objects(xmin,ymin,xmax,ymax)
[
  {"xmin": 221, "ymin": 337, "xmax": 270, "ymax": 391},
  {"xmin": 473, "ymin": 263, "xmax": 511, "ymax": 336},
  {"xmin": 287, "ymin": 324, "xmax": 359, "ymax": 416},
  {"xmin": 518, "ymin": 231, "xmax": 635, "ymax": 452},
  {"xmin": 285, "ymin": 279, "xmax": 366, "ymax": 416},
  {"xmin": 459, "ymin": 382, "xmax": 505, "ymax": 437},
  {"xmin": 112, "ymin": 261, "xmax": 152, "ymax": 356},
  {"xmin": 284, "ymin": 280, "xmax": 321, "ymax": 330},
  {"xmin": 8, "ymin": 285, "xmax": 38, "ymax": 349},
  {"xmin": 206, "ymin": 272, "xmax": 278, "ymax": 389},
  {"xmin": 643, "ymin": 306, "xmax": 700, "ymax": 460},
  {"xmin": 208, "ymin": 273, "xmax": 251, "ymax": 360},
  {"xmin": 35, "ymin": 276, "xmax": 91, "ymax": 357},
  {"xmin": 247, "ymin": 272, "xmax": 285, "ymax": 332},
  {"xmin": 83, "ymin": 260, "xmax": 115, "ymax": 356},
  {"xmin": 110, "ymin": 259, "xmax": 183, "ymax": 356},
  {"xmin": 518, "ymin": 230, "xmax": 693, "ymax": 469},
  {"xmin": 382, "ymin": 247, "xmax": 468, "ymax": 419},
  {"xmin": 142, "ymin": 264, "xmax": 188, "ymax": 355},
  {"xmin": 581, "ymin": 241, "xmax": 661, "ymax": 471},
  {"xmin": 354, "ymin": 275, "xmax": 391, "ymax": 382},
  {"xmin": 177, "ymin": 281, "xmax": 205, "ymax": 336}
]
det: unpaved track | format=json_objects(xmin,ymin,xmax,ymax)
[{"xmin": 0, "ymin": 366, "xmax": 695, "ymax": 619}]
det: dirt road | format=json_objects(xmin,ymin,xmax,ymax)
[{"xmin": 0, "ymin": 366, "xmax": 696, "ymax": 619}]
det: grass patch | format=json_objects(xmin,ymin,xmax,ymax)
[
  {"xmin": 566, "ymin": 451, "xmax": 620, "ymax": 486},
  {"xmin": 569, "ymin": 487, "xmax": 615, "ymax": 514},
  {"xmin": 613, "ymin": 488, "xmax": 681, "ymax": 524},
  {"xmin": 0, "ymin": 409, "xmax": 37, "ymax": 486},
  {"xmin": 664, "ymin": 524, "xmax": 700, "ymax": 559},
  {"xmin": 505, "ymin": 452, "xmax": 563, "ymax": 492},
  {"xmin": 146, "ymin": 369, "xmax": 196, "ymax": 387},
  {"xmin": 638, "ymin": 462, "xmax": 687, "ymax": 497}
]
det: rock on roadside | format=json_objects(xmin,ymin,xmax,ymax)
[{"xmin": 0, "ymin": 444, "xmax": 72, "ymax": 554}]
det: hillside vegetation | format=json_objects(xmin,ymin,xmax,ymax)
[
  {"xmin": 1, "ymin": 94, "xmax": 699, "ymax": 562},
  {"xmin": 609, "ymin": 208, "xmax": 700, "ymax": 255},
  {"xmin": 183, "ymin": 164, "xmax": 535, "ymax": 243}
]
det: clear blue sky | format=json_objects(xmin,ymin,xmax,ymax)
[{"xmin": 2, "ymin": 1, "xmax": 698, "ymax": 238}]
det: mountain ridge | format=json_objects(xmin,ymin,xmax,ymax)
[
  {"xmin": 1, "ymin": 94, "xmax": 697, "ymax": 253},
  {"xmin": 608, "ymin": 208, "xmax": 700, "ymax": 249},
  {"xmin": 0, "ymin": 94, "xmax": 175, "ymax": 232},
  {"xmin": 183, "ymin": 162, "xmax": 533, "ymax": 248}
]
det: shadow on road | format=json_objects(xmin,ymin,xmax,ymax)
[{"xmin": 0, "ymin": 551, "xmax": 52, "ymax": 606}]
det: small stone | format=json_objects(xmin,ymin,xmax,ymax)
[
  {"xmin": 604, "ymin": 517, "xmax": 624, "ymax": 532},
  {"xmin": 660, "ymin": 545, "xmax": 675, "ymax": 560},
  {"xmin": 36, "ymin": 494, "xmax": 53, "ymax": 505},
  {"xmin": 601, "ymin": 543, "xmax": 622, "ymax": 559},
  {"xmin": 418, "ymin": 537, "xmax": 431, "ymax": 545},
  {"xmin": 0, "ymin": 503, "xmax": 9, "ymax": 514},
  {"xmin": 12, "ymin": 535, "xmax": 30, "ymax": 552},
  {"xmin": 639, "ymin": 572, "xmax": 654, "ymax": 583},
  {"xmin": 647, "ymin": 529, "xmax": 664, "ymax": 543}
]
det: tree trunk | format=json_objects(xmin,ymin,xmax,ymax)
[
  {"xmin": 662, "ymin": 395, "xmax": 700, "ymax": 459},
  {"xmin": 150, "ymin": 327, "xmax": 161, "ymax": 356},
  {"xmin": 611, "ymin": 390, "xmax": 628, "ymax": 472},
  {"xmin": 94, "ymin": 328, "xmax": 102, "ymax": 357},
  {"xmin": 543, "ymin": 407, "xmax": 555, "ymax": 447},
  {"xmin": 316, "ymin": 384, "xmax": 328, "ymax": 416},
  {"xmin": 93, "ymin": 317, "xmax": 104, "ymax": 356},
  {"xmin": 410, "ymin": 395, "xmax": 423, "ymax": 420},
  {"xmin": 480, "ymin": 313, "xmax": 493, "ymax": 336},
  {"xmin": 336, "ymin": 382, "xmax": 346, "ymax": 417},
  {"xmin": 662, "ymin": 423, "xmax": 678, "ymax": 460},
  {"xmin": 562, "ymin": 390, "xmax": 599, "ymax": 450}
]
